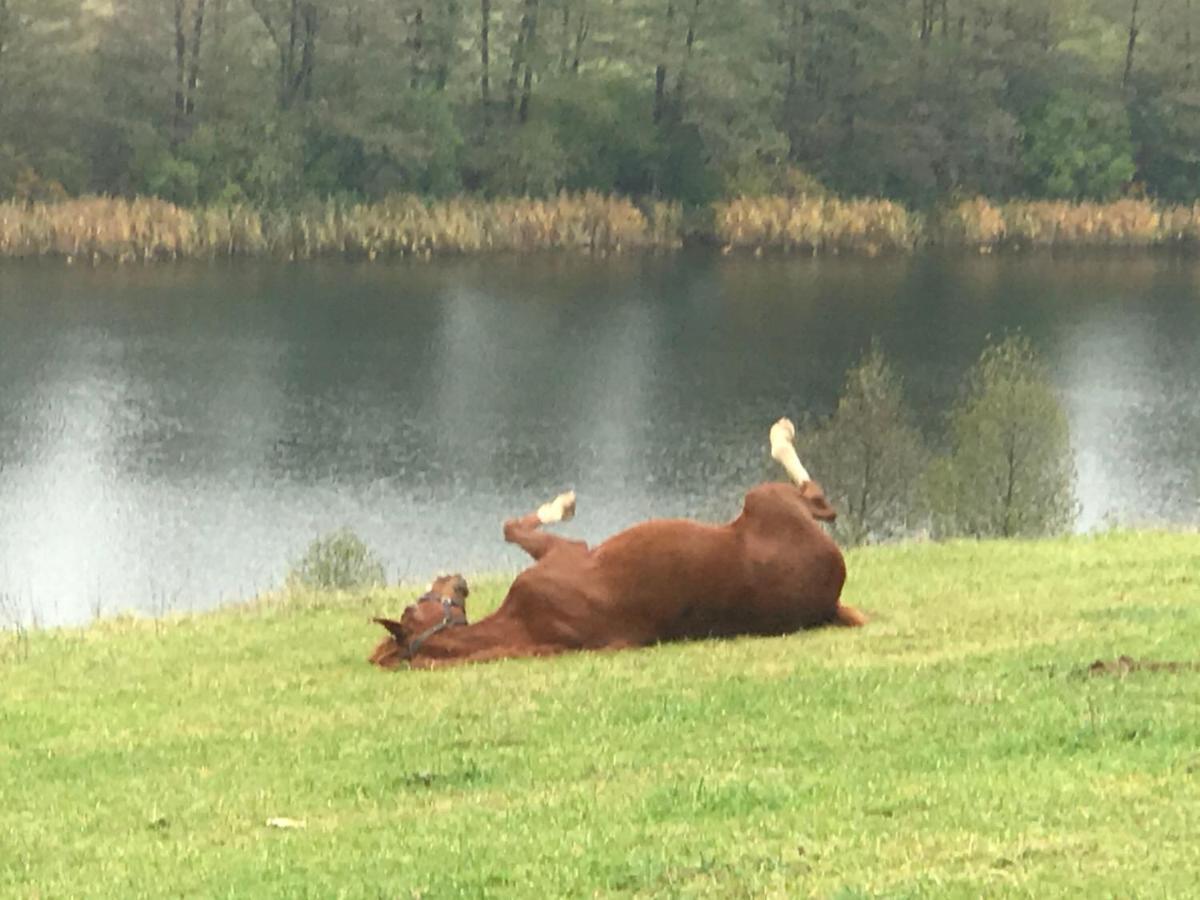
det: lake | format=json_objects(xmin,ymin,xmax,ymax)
[{"xmin": 1, "ymin": 251, "xmax": 1198, "ymax": 626}]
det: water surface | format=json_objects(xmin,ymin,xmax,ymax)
[{"xmin": 1, "ymin": 252, "xmax": 1197, "ymax": 625}]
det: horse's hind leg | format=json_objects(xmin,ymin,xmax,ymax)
[
  {"xmin": 832, "ymin": 603, "xmax": 869, "ymax": 627},
  {"xmin": 503, "ymin": 490, "xmax": 587, "ymax": 560}
]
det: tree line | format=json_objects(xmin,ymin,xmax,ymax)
[{"xmin": 2, "ymin": 1, "xmax": 1198, "ymax": 208}]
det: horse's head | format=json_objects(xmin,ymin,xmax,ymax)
[{"xmin": 369, "ymin": 574, "xmax": 470, "ymax": 669}]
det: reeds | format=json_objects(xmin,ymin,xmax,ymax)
[
  {"xmin": 713, "ymin": 196, "xmax": 920, "ymax": 256},
  {"xmin": 939, "ymin": 197, "xmax": 1175, "ymax": 250},
  {"xmin": 934, "ymin": 197, "xmax": 1007, "ymax": 249},
  {"xmin": 0, "ymin": 196, "xmax": 198, "ymax": 262},
  {"xmin": 9, "ymin": 194, "xmax": 1200, "ymax": 262},
  {"xmin": 1002, "ymin": 199, "xmax": 1161, "ymax": 247},
  {"xmin": 0, "ymin": 193, "xmax": 673, "ymax": 262},
  {"xmin": 1151, "ymin": 202, "xmax": 1200, "ymax": 244},
  {"xmin": 644, "ymin": 200, "xmax": 685, "ymax": 250}
]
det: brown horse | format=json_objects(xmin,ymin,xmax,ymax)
[{"xmin": 369, "ymin": 418, "xmax": 866, "ymax": 670}]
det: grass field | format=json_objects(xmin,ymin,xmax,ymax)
[{"xmin": 3, "ymin": 532, "xmax": 1199, "ymax": 898}]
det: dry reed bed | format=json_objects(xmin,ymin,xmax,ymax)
[
  {"xmin": 7, "ymin": 195, "xmax": 1200, "ymax": 262},
  {"xmin": 0, "ymin": 194, "xmax": 673, "ymax": 262},
  {"xmin": 714, "ymin": 196, "xmax": 921, "ymax": 255},
  {"xmin": 937, "ymin": 197, "xmax": 1200, "ymax": 249}
]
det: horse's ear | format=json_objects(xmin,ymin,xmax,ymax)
[
  {"xmin": 373, "ymin": 617, "xmax": 406, "ymax": 640},
  {"xmin": 802, "ymin": 482, "xmax": 837, "ymax": 522}
]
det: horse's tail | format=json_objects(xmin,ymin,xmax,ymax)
[{"xmin": 832, "ymin": 603, "xmax": 869, "ymax": 627}]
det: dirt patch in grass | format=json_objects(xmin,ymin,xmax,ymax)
[{"xmin": 1087, "ymin": 655, "xmax": 1200, "ymax": 677}]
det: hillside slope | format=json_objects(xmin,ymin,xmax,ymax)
[{"xmin": 3, "ymin": 532, "xmax": 1199, "ymax": 897}]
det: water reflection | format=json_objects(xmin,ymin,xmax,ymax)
[
  {"xmin": 1059, "ymin": 289, "xmax": 1200, "ymax": 529},
  {"xmin": 1, "ymin": 254, "xmax": 1198, "ymax": 626}
]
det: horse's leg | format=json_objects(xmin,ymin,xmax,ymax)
[
  {"xmin": 831, "ymin": 603, "xmax": 869, "ymax": 627},
  {"xmin": 769, "ymin": 417, "xmax": 811, "ymax": 485},
  {"xmin": 503, "ymin": 490, "xmax": 587, "ymax": 561}
]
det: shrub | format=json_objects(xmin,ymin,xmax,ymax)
[
  {"xmin": 799, "ymin": 343, "xmax": 929, "ymax": 545},
  {"xmin": 724, "ymin": 161, "xmax": 829, "ymax": 200},
  {"xmin": 471, "ymin": 121, "xmax": 571, "ymax": 197},
  {"xmin": 926, "ymin": 335, "xmax": 1077, "ymax": 538},
  {"xmin": 543, "ymin": 77, "xmax": 660, "ymax": 197},
  {"xmin": 287, "ymin": 529, "xmax": 386, "ymax": 591},
  {"xmin": 144, "ymin": 154, "xmax": 201, "ymax": 207}
]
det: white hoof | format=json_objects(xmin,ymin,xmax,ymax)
[
  {"xmin": 769, "ymin": 417, "xmax": 796, "ymax": 459},
  {"xmin": 537, "ymin": 490, "xmax": 577, "ymax": 525}
]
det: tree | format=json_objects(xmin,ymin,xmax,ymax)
[
  {"xmin": 171, "ymin": 0, "xmax": 208, "ymax": 142},
  {"xmin": 0, "ymin": 0, "xmax": 93, "ymax": 197},
  {"xmin": 1123, "ymin": 0, "xmax": 1200, "ymax": 198},
  {"xmin": 555, "ymin": 0, "xmax": 590, "ymax": 74},
  {"xmin": 1022, "ymin": 89, "xmax": 1135, "ymax": 199},
  {"xmin": 91, "ymin": 0, "xmax": 292, "ymax": 202},
  {"xmin": 926, "ymin": 335, "xmax": 1077, "ymax": 539},
  {"xmin": 505, "ymin": 0, "xmax": 541, "ymax": 123},
  {"xmin": 799, "ymin": 343, "xmax": 929, "ymax": 545},
  {"xmin": 248, "ymin": 0, "xmax": 319, "ymax": 110},
  {"xmin": 1123, "ymin": 0, "xmax": 1141, "ymax": 90},
  {"xmin": 480, "ymin": 0, "xmax": 492, "ymax": 126},
  {"xmin": 9, "ymin": 0, "xmax": 1200, "ymax": 207}
]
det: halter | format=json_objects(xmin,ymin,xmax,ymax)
[{"xmin": 405, "ymin": 593, "xmax": 467, "ymax": 658}]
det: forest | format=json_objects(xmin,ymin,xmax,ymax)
[{"xmin": 2, "ymin": 1, "xmax": 1198, "ymax": 209}]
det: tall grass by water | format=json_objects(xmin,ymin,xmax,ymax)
[
  {"xmin": 935, "ymin": 197, "xmax": 1200, "ymax": 250},
  {"xmin": 0, "ymin": 193, "xmax": 670, "ymax": 263},
  {"xmin": 3, "ymin": 532, "xmax": 1199, "ymax": 896},
  {"xmin": 713, "ymin": 196, "xmax": 922, "ymax": 255},
  {"xmin": 9, "ymin": 194, "xmax": 1200, "ymax": 261}
]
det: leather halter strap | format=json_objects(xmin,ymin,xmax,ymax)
[{"xmin": 406, "ymin": 595, "xmax": 467, "ymax": 658}]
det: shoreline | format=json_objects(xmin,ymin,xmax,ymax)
[
  {"xmin": 5, "ymin": 195, "xmax": 1200, "ymax": 263},
  {"xmin": 2, "ymin": 530, "xmax": 1194, "ymax": 639}
]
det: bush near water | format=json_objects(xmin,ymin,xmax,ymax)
[
  {"xmin": 286, "ymin": 530, "xmax": 386, "ymax": 593},
  {"xmin": 798, "ymin": 335, "xmax": 1077, "ymax": 547}
]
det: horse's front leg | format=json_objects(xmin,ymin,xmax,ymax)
[{"xmin": 503, "ymin": 490, "xmax": 586, "ymax": 561}]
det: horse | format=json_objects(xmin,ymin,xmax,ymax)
[{"xmin": 370, "ymin": 418, "xmax": 865, "ymax": 670}]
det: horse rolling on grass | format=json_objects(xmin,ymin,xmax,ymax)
[{"xmin": 370, "ymin": 417, "xmax": 866, "ymax": 670}]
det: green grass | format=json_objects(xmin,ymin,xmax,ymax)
[{"xmin": 3, "ymin": 532, "xmax": 1199, "ymax": 898}]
